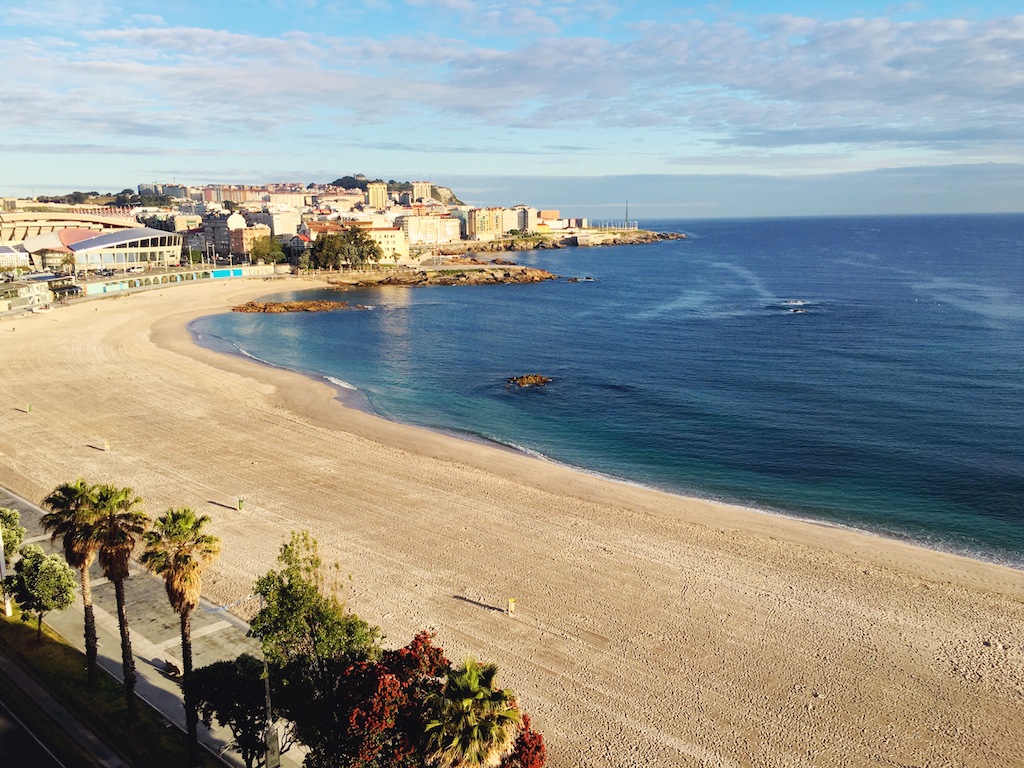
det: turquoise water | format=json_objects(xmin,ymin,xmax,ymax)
[{"xmin": 192, "ymin": 214, "xmax": 1024, "ymax": 567}]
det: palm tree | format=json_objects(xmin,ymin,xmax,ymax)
[
  {"xmin": 91, "ymin": 484, "xmax": 149, "ymax": 720},
  {"xmin": 425, "ymin": 657, "xmax": 522, "ymax": 768},
  {"xmin": 140, "ymin": 507, "xmax": 221, "ymax": 766},
  {"xmin": 41, "ymin": 479, "xmax": 101, "ymax": 688}
]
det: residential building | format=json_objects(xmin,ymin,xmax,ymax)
[
  {"xmin": 466, "ymin": 207, "xmax": 510, "ymax": 240},
  {"xmin": 203, "ymin": 211, "xmax": 247, "ymax": 256},
  {"xmin": 512, "ymin": 205, "xmax": 539, "ymax": 233},
  {"xmin": 366, "ymin": 182, "xmax": 388, "ymax": 210},
  {"xmin": 230, "ymin": 224, "xmax": 272, "ymax": 258},
  {"xmin": 248, "ymin": 207, "xmax": 302, "ymax": 240},
  {"xmin": 366, "ymin": 227, "xmax": 410, "ymax": 263},
  {"xmin": 396, "ymin": 214, "xmax": 461, "ymax": 245},
  {"xmin": 412, "ymin": 181, "xmax": 432, "ymax": 202}
]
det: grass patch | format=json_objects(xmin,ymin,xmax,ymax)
[{"xmin": 0, "ymin": 608, "xmax": 219, "ymax": 767}]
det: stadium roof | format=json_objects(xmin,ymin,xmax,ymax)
[{"xmin": 69, "ymin": 227, "xmax": 180, "ymax": 252}]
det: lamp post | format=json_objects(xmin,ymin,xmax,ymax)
[{"xmin": 206, "ymin": 594, "xmax": 279, "ymax": 766}]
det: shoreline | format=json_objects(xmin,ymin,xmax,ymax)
[
  {"xmin": 197, "ymin": 283, "xmax": 1022, "ymax": 574},
  {"xmin": 2, "ymin": 278, "xmax": 1023, "ymax": 766}
]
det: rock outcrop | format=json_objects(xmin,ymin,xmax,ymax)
[
  {"xmin": 330, "ymin": 265, "xmax": 558, "ymax": 289},
  {"xmin": 506, "ymin": 374, "xmax": 553, "ymax": 388},
  {"xmin": 233, "ymin": 300, "xmax": 367, "ymax": 313},
  {"xmin": 412, "ymin": 229, "xmax": 685, "ymax": 257}
]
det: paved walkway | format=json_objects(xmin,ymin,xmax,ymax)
[{"xmin": 0, "ymin": 485, "xmax": 303, "ymax": 768}]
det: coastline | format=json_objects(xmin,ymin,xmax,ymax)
[{"xmin": 2, "ymin": 278, "xmax": 1022, "ymax": 766}]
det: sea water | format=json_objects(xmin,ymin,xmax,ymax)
[{"xmin": 192, "ymin": 214, "xmax": 1024, "ymax": 567}]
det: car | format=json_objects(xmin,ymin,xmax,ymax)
[{"xmin": 128, "ymin": 266, "xmax": 145, "ymax": 273}]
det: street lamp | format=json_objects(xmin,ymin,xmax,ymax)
[{"xmin": 206, "ymin": 594, "xmax": 280, "ymax": 767}]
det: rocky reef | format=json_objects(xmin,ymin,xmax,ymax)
[
  {"xmin": 330, "ymin": 265, "xmax": 558, "ymax": 289},
  {"xmin": 506, "ymin": 374, "xmax": 553, "ymax": 388},
  {"xmin": 233, "ymin": 300, "xmax": 367, "ymax": 313}
]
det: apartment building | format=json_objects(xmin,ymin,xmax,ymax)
[
  {"xmin": 396, "ymin": 214, "xmax": 461, "ymax": 245},
  {"xmin": 366, "ymin": 182, "xmax": 389, "ymax": 210},
  {"xmin": 230, "ymin": 223, "xmax": 272, "ymax": 257},
  {"xmin": 411, "ymin": 181, "xmax": 432, "ymax": 202}
]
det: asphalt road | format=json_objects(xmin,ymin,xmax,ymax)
[{"xmin": 0, "ymin": 695, "xmax": 65, "ymax": 767}]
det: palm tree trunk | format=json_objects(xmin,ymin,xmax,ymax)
[
  {"xmin": 181, "ymin": 609, "xmax": 200, "ymax": 766},
  {"xmin": 113, "ymin": 577, "xmax": 138, "ymax": 720},
  {"xmin": 80, "ymin": 564, "xmax": 98, "ymax": 689}
]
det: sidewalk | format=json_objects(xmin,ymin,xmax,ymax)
[{"xmin": 0, "ymin": 485, "xmax": 302, "ymax": 768}]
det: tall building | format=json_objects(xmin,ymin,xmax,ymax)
[
  {"xmin": 411, "ymin": 181, "xmax": 432, "ymax": 202},
  {"xmin": 466, "ymin": 207, "xmax": 511, "ymax": 240},
  {"xmin": 230, "ymin": 224, "xmax": 272, "ymax": 257},
  {"xmin": 366, "ymin": 182, "xmax": 388, "ymax": 210},
  {"xmin": 203, "ymin": 211, "xmax": 247, "ymax": 255}
]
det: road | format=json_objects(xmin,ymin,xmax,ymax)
[{"xmin": 0, "ymin": 696, "xmax": 65, "ymax": 768}]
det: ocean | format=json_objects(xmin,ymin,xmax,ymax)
[{"xmin": 191, "ymin": 214, "xmax": 1024, "ymax": 568}]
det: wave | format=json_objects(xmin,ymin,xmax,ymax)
[{"xmin": 325, "ymin": 375, "xmax": 358, "ymax": 391}]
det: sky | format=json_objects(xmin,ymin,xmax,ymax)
[{"xmin": 2, "ymin": 0, "xmax": 1022, "ymax": 218}]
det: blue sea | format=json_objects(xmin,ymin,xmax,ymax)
[{"xmin": 192, "ymin": 214, "xmax": 1024, "ymax": 568}]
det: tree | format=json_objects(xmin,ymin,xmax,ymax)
[
  {"xmin": 40, "ymin": 479, "xmax": 102, "ymax": 687},
  {"xmin": 250, "ymin": 531, "xmax": 386, "ymax": 767},
  {"xmin": 500, "ymin": 714, "xmax": 546, "ymax": 768},
  {"xmin": 1, "ymin": 508, "xmax": 27, "ymax": 613},
  {"xmin": 193, "ymin": 653, "xmax": 293, "ymax": 768},
  {"xmin": 92, "ymin": 484, "xmax": 149, "ymax": 720},
  {"xmin": 11, "ymin": 544, "xmax": 76, "ymax": 641},
  {"xmin": 140, "ymin": 507, "xmax": 221, "ymax": 766},
  {"xmin": 250, "ymin": 531, "xmax": 381, "ymax": 673},
  {"xmin": 310, "ymin": 227, "xmax": 383, "ymax": 270},
  {"xmin": 268, "ymin": 629, "xmax": 449, "ymax": 768},
  {"xmin": 425, "ymin": 657, "xmax": 522, "ymax": 768},
  {"xmin": 249, "ymin": 236, "xmax": 285, "ymax": 264},
  {"xmin": 0, "ymin": 507, "xmax": 26, "ymax": 570}
]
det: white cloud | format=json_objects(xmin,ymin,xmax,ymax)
[{"xmin": 1, "ymin": 10, "xmax": 1021, "ymax": 174}]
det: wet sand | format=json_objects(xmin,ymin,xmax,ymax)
[{"xmin": 1, "ymin": 278, "xmax": 1022, "ymax": 767}]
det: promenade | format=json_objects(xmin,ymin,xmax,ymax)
[{"xmin": 0, "ymin": 485, "xmax": 300, "ymax": 768}]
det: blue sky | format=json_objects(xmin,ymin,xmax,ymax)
[{"xmin": 2, "ymin": 1, "xmax": 1022, "ymax": 218}]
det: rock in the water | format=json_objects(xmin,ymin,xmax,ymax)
[
  {"xmin": 507, "ymin": 374, "xmax": 552, "ymax": 388},
  {"xmin": 233, "ymin": 300, "xmax": 358, "ymax": 313}
]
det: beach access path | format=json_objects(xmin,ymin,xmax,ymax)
[{"xmin": 0, "ymin": 277, "xmax": 1022, "ymax": 767}]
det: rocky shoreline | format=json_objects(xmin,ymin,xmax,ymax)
[
  {"xmin": 415, "ymin": 228, "xmax": 685, "ymax": 256},
  {"xmin": 233, "ymin": 300, "xmax": 369, "ymax": 313},
  {"xmin": 328, "ymin": 264, "xmax": 558, "ymax": 289}
]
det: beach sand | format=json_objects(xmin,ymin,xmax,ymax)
[{"xmin": 1, "ymin": 278, "xmax": 1022, "ymax": 767}]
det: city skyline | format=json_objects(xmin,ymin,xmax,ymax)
[{"xmin": 2, "ymin": 0, "xmax": 1022, "ymax": 218}]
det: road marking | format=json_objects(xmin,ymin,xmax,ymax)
[{"xmin": 154, "ymin": 620, "xmax": 232, "ymax": 650}]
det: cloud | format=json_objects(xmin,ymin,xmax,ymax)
[
  {"xmin": 1, "ymin": 9, "xmax": 1021, "ymax": 176},
  {"xmin": 3, "ymin": 0, "xmax": 113, "ymax": 28},
  {"xmin": 0, "ymin": 143, "xmax": 242, "ymax": 157}
]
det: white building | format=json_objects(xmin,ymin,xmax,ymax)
[{"xmin": 396, "ymin": 215, "xmax": 462, "ymax": 245}]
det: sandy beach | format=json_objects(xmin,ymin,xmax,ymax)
[{"xmin": 1, "ymin": 277, "xmax": 1022, "ymax": 767}]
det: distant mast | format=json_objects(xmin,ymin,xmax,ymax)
[{"xmin": 625, "ymin": 200, "xmax": 629, "ymax": 226}]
